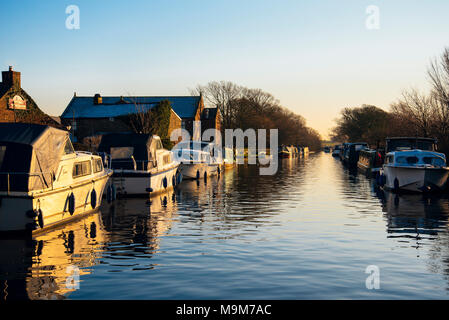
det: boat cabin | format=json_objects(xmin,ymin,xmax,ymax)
[
  {"xmin": 98, "ymin": 133, "xmax": 169, "ymax": 171},
  {"xmin": 385, "ymin": 150, "xmax": 446, "ymax": 168}
]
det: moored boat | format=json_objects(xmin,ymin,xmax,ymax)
[
  {"xmin": 98, "ymin": 133, "xmax": 180, "ymax": 196},
  {"xmin": 357, "ymin": 149, "xmax": 383, "ymax": 176},
  {"xmin": 0, "ymin": 123, "xmax": 112, "ymax": 233},
  {"xmin": 381, "ymin": 149, "xmax": 449, "ymax": 193},
  {"xmin": 172, "ymin": 141, "xmax": 220, "ymax": 179},
  {"xmin": 332, "ymin": 145, "xmax": 341, "ymax": 157},
  {"xmin": 278, "ymin": 145, "xmax": 293, "ymax": 158}
]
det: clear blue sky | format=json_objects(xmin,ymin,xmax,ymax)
[{"xmin": 1, "ymin": 0, "xmax": 449, "ymax": 137}]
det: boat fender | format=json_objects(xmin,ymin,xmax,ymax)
[
  {"xmin": 26, "ymin": 209, "xmax": 38, "ymax": 219},
  {"xmin": 111, "ymin": 184, "xmax": 116, "ymax": 200},
  {"xmin": 91, "ymin": 188, "xmax": 97, "ymax": 209},
  {"xmin": 163, "ymin": 177, "xmax": 168, "ymax": 189},
  {"xmin": 68, "ymin": 193, "xmax": 75, "ymax": 215},
  {"xmin": 146, "ymin": 187, "xmax": 153, "ymax": 193},
  {"xmin": 394, "ymin": 178, "xmax": 400, "ymax": 191},
  {"xmin": 196, "ymin": 170, "xmax": 200, "ymax": 179},
  {"xmin": 106, "ymin": 185, "xmax": 112, "ymax": 203},
  {"xmin": 37, "ymin": 209, "xmax": 44, "ymax": 229}
]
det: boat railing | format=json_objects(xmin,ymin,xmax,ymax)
[
  {"xmin": 0, "ymin": 171, "xmax": 52, "ymax": 194},
  {"xmin": 110, "ymin": 158, "xmax": 154, "ymax": 171}
]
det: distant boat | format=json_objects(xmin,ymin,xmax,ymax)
[
  {"xmin": 332, "ymin": 145, "xmax": 341, "ymax": 157},
  {"xmin": 278, "ymin": 145, "xmax": 292, "ymax": 158},
  {"xmin": 342, "ymin": 142, "xmax": 368, "ymax": 167},
  {"xmin": 381, "ymin": 149, "xmax": 449, "ymax": 193},
  {"xmin": 0, "ymin": 123, "xmax": 112, "ymax": 233},
  {"xmin": 98, "ymin": 133, "xmax": 179, "ymax": 196}
]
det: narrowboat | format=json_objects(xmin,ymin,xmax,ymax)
[
  {"xmin": 332, "ymin": 145, "xmax": 341, "ymax": 157},
  {"xmin": 0, "ymin": 123, "xmax": 112, "ymax": 233},
  {"xmin": 342, "ymin": 142, "xmax": 368, "ymax": 167},
  {"xmin": 357, "ymin": 149, "xmax": 383, "ymax": 176}
]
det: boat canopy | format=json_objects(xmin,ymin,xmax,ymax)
[
  {"xmin": 0, "ymin": 123, "xmax": 71, "ymax": 192},
  {"xmin": 98, "ymin": 133, "xmax": 162, "ymax": 170},
  {"xmin": 386, "ymin": 137, "xmax": 437, "ymax": 153}
]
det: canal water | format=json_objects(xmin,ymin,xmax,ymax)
[{"xmin": 2, "ymin": 152, "xmax": 449, "ymax": 299}]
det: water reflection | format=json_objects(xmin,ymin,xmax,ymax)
[
  {"xmin": 5, "ymin": 153, "xmax": 449, "ymax": 299},
  {"xmin": 0, "ymin": 212, "xmax": 105, "ymax": 300},
  {"xmin": 376, "ymin": 189, "xmax": 449, "ymax": 243}
]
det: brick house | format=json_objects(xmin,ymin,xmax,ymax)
[
  {"xmin": 61, "ymin": 94, "xmax": 220, "ymax": 143},
  {"xmin": 0, "ymin": 66, "xmax": 58, "ymax": 126}
]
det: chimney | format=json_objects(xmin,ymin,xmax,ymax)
[
  {"xmin": 93, "ymin": 93, "xmax": 102, "ymax": 105},
  {"xmin": 2, "ymin": 66, "xmax": 21, "ymax": 90}
]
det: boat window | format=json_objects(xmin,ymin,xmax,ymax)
[
  {"xmin": 64, "ymin": 139, "xmax": 75, "ymax": 155},
  {"xmin": 111, "ymin": 147, "xmax": 134, "ymax": 159},
  {"xmin": 386, "ymin": 155, "xmax": 394, "ymax": 164},
  {"xmin": 423, "ymin": 156, "xmax": 445, "ymax": 166},
  {"xmin": 395, "ymin": 156, "xmax": 407, "ymax": 164},
  {"xmin": 94, "ymin": 159, "xmax": 103, "ymax": 173},
  {"xmin": 406, "ymin": 156, "xmax": 419, "ymax": 164},
  {"xmin": 73, "ymin": 160, "xmax": 92, "ymax": 178}
]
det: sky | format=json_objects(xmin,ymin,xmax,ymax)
[{"xmin": 1, "ymin": 0, "xmax": 449, "ymax": 138}]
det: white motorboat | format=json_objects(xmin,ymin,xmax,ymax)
[
  {"xmin": 0, "ymin": 123, "xmax": 112, "ymax": 233},
  {"xmin": 381, "ymin": 149, "xmax": 449, "ymax": 192},
  {"xmin": 98, "ymin": 133, "xmax": 180, "ymax": 196},
  {"xmin": 172, "ymin": 141, "xmax": 221, "ymax": 179}
]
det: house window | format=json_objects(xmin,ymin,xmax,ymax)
[
  {"xmin": 72, "ymin": 120, "xmax": 77, "ymax": 130},
  {"xmin": 109, "ymin": 117, "xmax": 115, "ymax": 122},
  {"xmin": 181, "ymin": 121, "xmax": 186, "ymax": 129}
]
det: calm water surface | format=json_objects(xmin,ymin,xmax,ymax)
[{"xmin": 2, "ymin": 152, "xmax": 449, "ymax": 299}]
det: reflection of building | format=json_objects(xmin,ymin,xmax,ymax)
[{"xmin": 0, "ymin": 67, "xmax": 58, "ymax": 125}]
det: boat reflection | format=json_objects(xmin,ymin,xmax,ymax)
[
  {"xmin": 0, "ymin": 189, "xmax": 178, "ymax": 300},
  {"xmin": 375, "ymin": 189, "xmax": 449, "ymax": 241},
  {"xmin": 0, "ymin": 211, "xmax": 105, "ymax": 300}
]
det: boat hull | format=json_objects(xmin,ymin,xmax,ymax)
[
  {"xmin": 383, "ymin": 166, "xmax": 449, "ymax": 192},
  {"xmin": 112, "ymin": 164, "xmax": 179, "ymax": 196},
  {"xmin": 180, "ymin": 163, "xmax": 218, "ymax": 179},
  {"xmin": 0, "ymin": 172, "xmax": 111, "ymax": 233}
]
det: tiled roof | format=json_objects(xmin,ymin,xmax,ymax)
[{"xmin": 61, "ymin": 96, "xmax": 201, "ymax": 119}]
